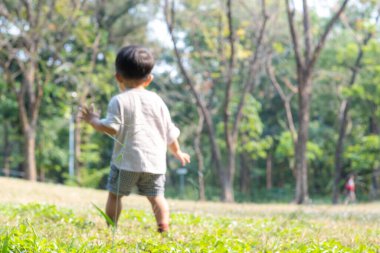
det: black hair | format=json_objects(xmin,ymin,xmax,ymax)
[{"xmin": 115, "ymin": 45, "xmax": 154, "ymax": 80}]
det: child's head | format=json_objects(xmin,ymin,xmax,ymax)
[{"xmin": 115, "ymin": 45, "xmax": 155, "ymax": 89}]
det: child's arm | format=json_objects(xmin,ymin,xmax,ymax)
[
  {"xmin": 80, "ymin": 105, "xmax": 117, "ymax": 136},
  {"xmin": 168, "ymin": 139, "xmax": 190, "ymax": 166}
]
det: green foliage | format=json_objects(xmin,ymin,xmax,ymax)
[
  {"xmin": 37, "ymin": 117, "xmax": 69, "ymax": 177},
  {"xmin": 275, "ymin": 131, "xmax": 295, "ymax": 159},
  {"xmin": 345, "ymin": 135, "xmax": 380, "ymax": 172},
  {"xmin": 306, "ymin": 142, "xmax": 323, "ymax": 162},
  {"xmin": 275, "ymin": 131, "xmax": 323, "ymax": 162},
  {"xmin": 237, "ymin": 96, "xmax": 273, "ymax": 160},
  {"xmin": 342, "ymin": 38, "xmax": 380, "ymax": 112},
  {"xmin": 272, "ymin": 42, "xmax": 285, "ymax": 54},
  {"xmin": 336, "ymin": 42, "xmax": 359, "ymax": 66}
]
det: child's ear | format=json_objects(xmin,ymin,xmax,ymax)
[
  {"xmin": 115, "ymin": 73, "xmax": 124, "ymax": 83},
  {"xmin": 143, "ymin": 74, "xmax": 154, "ymax": 87}
]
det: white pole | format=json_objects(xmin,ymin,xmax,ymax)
[
  {"xmin": 69, "ymin": 112, "xmax": 75, "ymax": 177},
  {"xmin": 68, "ymin": 91, "xmax": 77, "ymax": 178},
  {"xmin": 177, "ymin": 168, "xmax": 188, "ymax": 198}
]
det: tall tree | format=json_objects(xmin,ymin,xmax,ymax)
[
  {"xmin": 332, "ymin": 8, "xmax": 379, "ymax": 204},
  {"xmin": 31, "ymin": 0, "xmax": 152, "ymax": 180},
  {"xmin": 0, "ymin": 0, "xmax": 84, "ymax": 180},
  {"xmin": 164, "ymin": 0, "xmax": 269, "ymax": 202},
  {"xmin": 285, "ymin": 0, "xmax": 349, "ymax": 203}
]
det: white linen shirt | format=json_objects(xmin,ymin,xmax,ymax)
[{"xmin": 100, "ymin": 88, "xmax": 180, "ymax": 174}]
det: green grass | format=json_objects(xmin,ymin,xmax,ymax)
[
  {"xmin": 0, "ymin": 177, "xmax": 380, "ymax": 252},
  {"xmin": 1, "ymin": 204, "xmax": 380, "ymax": 252}
]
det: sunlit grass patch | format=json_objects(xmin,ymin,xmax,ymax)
[{"xmin": 0, "ymin": 201, "xmax": 380, "ymax": 252}]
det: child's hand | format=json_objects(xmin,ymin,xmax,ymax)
[
  {"xmin": 79, "ymin": 104, "xmax": 100, "ymax": 123},
  {"xmin": 173, "ymin": 150, "xmax": 191, "ymax": 166},
  {"xmin": 78, "ymin": 104, "xmax": 116, "ymax": 135},
  {"xmin": 168, "ymin": 140, "xmax": 190, "ymax": 166}
]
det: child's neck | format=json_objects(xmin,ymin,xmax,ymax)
[
  {"xmin": 131, "ymin": 84, "xmax": 146, "ymax": 90},
  {"xmin": 120, "ymin": 83, "xmax": 146, "ymax": 92}
]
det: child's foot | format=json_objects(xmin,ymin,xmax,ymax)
[{"xmin": 158, "ymin": 223, "xmax": 169, "ymax": 233}]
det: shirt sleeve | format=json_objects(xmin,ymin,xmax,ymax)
[
  {"xmin": 162, "ymin": 103, "xmax": 180, "ymax": 145},
  {"xmin": 100, "ymin": 97, "xmax": 122, "ymax": 133}
]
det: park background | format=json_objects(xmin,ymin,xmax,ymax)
[
  {"xmin": 1, "ymin": 0, "xmax": 380, "ymax": 204},
  {"xmin": 1, "ymin": 0, "xmax": 380, "ymax": 251}
]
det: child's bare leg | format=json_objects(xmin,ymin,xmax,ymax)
[
  {"xmin": 106, "ymin": 192, "xmax": 122, "ymax": 225},
  {"xmin": 147, "ymin": 195, "xmax": 169, "ymax": 232}
]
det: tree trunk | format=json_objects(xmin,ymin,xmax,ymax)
[
  {"xmin": 220, "ymin": 150, "xmax": 236, "ymax": 202},
  {"xmin": 17, "ymin": 60, "xmax": 40, "ymax": 182},
  {"xmin": 194, "ymin": 110, "xmax": 206, "ymax": 201},
  {"xmin": 221, "ymin": 150, "xmax": 235, "ymax": 202},
  {"xmin": 279, "ymin": 164, "xmax": 285, "ymax": 188},
  {"xmin": 39, "ymin": 167, "xmax": 45, "ymax": 182},
  {"xmin": 2, "ymin": 122, "xmax": 11, "ymax": 177},
  {"xmin": 195, "ymin": 149, "xmax": 206, "ymax": 201},
  {"xmin": 74, "ymin": 114, "xmax": 81, "ymax": 177},
  {"xmin": 37, "ymin": 138, "xmax": 45, "ymax": 182},
  {"xmin": 221, "ymin": 171, "xmax": 234, "ymax": 203},
  {"xmin": 369, "ymin": 115, "xmax": 379, "ymax": 134},
  {"xmin": 266, "ymin": 152, "xmax": 273, "ymax": 189},
  {"xmin": 371, "ymin": 171, "xmax": 379, "ymax": 200},
  {"xmin": 332, "ymin": 100, "xmax": 350, "ymax": 204},
  {"xmin": 239, "ymin": 154, "xmax": 251, "ymax": 195},
  {"xmin": 294, "ymin": 77, "xmax": 311, "ymax": 204},
  {"xmin": 369, "ymin": 113, "xmax": 380, "ymax": 199},
  {"xmin": 24, "ymin": 128, "xmax": 37, "ymax": 181},
  {"xmin": 221, "ymin": 0, "xmax": 236, "ymax": 203}
]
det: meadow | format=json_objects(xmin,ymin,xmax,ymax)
[{"xmin": 1, "ymin": 177, "xmax": 379, "ymax": 252}]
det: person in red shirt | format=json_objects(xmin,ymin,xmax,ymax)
[{"xmin": 344, "ymin": 174, "xmax": 356, "ymax": 204}]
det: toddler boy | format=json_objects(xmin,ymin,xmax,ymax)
[{"xmin": 80, "ymin": 45, "xmax": 190, "ymax": 233}]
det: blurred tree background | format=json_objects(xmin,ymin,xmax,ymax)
[{"xmin": 0, "ymin": 0, "xmax": 379, "ymax": 204}]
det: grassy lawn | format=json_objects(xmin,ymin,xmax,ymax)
[{"xmin": 1, "ymin": 177, "xmax": 379, "ymax": 252}]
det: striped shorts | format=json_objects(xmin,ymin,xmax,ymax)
[{"xmin": 106, "ymin": 165, "xmax": 166, "ymax": 196}]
